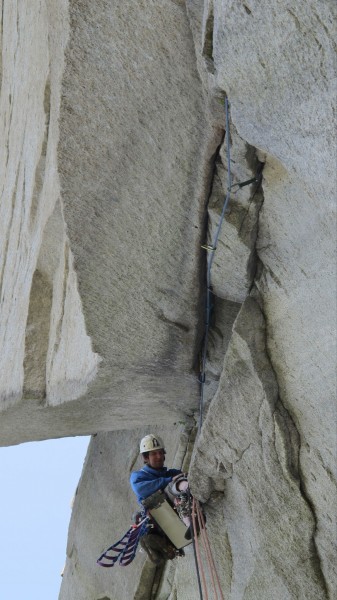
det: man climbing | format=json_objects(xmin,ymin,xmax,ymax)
[{"xmin": 130, "ymin": 434, "xmax": 191, "ymax": 565}]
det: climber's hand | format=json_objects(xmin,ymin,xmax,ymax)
[{"xmin": 172, "ymin": 473, "xmax": 187, "ymax": 481}]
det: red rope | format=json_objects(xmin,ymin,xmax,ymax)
[
  {"xmin": 192, "ymin": 497, "xmax": 209, "ymax": 600},
  {"xmin": 196, "ymin": 502, "xmax": 219, "ymax": 599},
  {"xmin": 196, "ymin": 500, "xmax": 225, "ymax": 600}
]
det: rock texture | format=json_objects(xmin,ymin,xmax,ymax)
[
  {"xmin": 59, "ymin": 427, "xmax": 200, "ymax": 600},
  {"xmin": 190, "ymin": 298, "xmax": 328, "ymax": 599},
  {"xmin": 198, "ymin": 2, "xmax": 337, "ymax": 595},
  {"xmin": 0, "ymin": 0, "xmax": 100, "ymax": 431},
  {"xmin": 0, "ymin": 0, "xmax": 220, "ymax": 443},
  {"xmin": 1, "ymin": 0, "xmax": 336, "ymax": 599}
]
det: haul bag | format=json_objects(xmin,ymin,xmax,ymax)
[{"xmin": 142, "ymin": 491, "xmax": 192, "ymax": 550}]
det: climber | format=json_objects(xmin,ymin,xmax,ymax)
[
  {"xmin": 97, "ymin": 435, "xmax": 205, "ymax": 569},
  {"xmin": 130, "ymin": 434, "xmax": 191, "ymax": 564},
  {"xmin": 130, "ymin": 434, "xmax": 182, "ymax": 500}
]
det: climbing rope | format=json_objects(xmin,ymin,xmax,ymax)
[
  {"xmin": 196, "ymin": 506, "xmax": 218, "ymax": 599},
  {"xmin": 197, "ymin": 501, "xmax": 224, "ymax": 600},
  {"xmin": 192, "ymin": 497, "xmax": 209, "ymax": 599},
  {"xmin": 199, "ymin": 96, "xmax": 231, "ymax": 431},
  {"xmin": 191, "ymin": 498, "xmax": 225, "ymax": 600},
  {"xmin": 188, "ymin": 489, "xmax": 204, "ymax": 600},
  {"xmin": 192, "ymin": 96, "xmax": 264, "ymax": 597},
  {"xmin": 198, "ymin": 97, "xmax": 262, "ymax": 430}
]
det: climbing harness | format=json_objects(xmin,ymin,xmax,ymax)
[
  {"xmin": 97, "ymin": 488, "xmax": 193, "ymax": 569},
  {"xmin": 97, "ymin": 516, "xmax": 149, "ymax": 568},
  {"xmin": 97, "ymin": 483, "xmax": 221, "ymax": 598},
  {"xmin": 198, "ymin": 97, "xmax": 263, "ymax": 430}
]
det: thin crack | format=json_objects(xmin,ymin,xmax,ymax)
[{"xmin": 256, "ymin": 289, "xmax": 329, "ymax": 595}]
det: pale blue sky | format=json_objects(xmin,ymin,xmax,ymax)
[{"xmin": 0, "ymin": 436, "xmax": 90, "ymax": 600}]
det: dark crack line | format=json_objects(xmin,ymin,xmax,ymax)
[
  {"xmin": 144, "ymin": 297, "xmax": 190, "ymax": 333},
  {"xmin": 256, "ymin": 294, "xmax": 329, "ymax": 596},
  {"xmin": 180, "ymin": 426, "xmax": 196, "ymax": 472},
  {"xmin": 237, "ymin": 161, "xmax": 265, "ymax": 236},
  {"xmin": 296, "ymin": 470, "xmax": 329, "ymax": 597},
  {"xmin": 247, "ymin": 164, "xmax": 265, "ymax": 296},
  {"xmin": 195, "ymin": 131, "xmax": 226, "ymax": 381},
  {"xmin": 252, "ymin": 181, "xmax": 329, "ymax": 592}
]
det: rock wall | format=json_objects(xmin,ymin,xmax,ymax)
[
  {"xmin": 0, "ymin": 0, "xmax": 101, "ymax": 436},
  {"xmin": 189, "ymin": 2, "xmax": 337, "ymax": 596},
  {"xmin": 59, "ymin": 427, "xmax": 199, "ymax": 600},
  {"xmin": 190, "ymin": 298, "xmax": 329, "ymax": 599},
  {"xmin": 0, "ymin": 0, "xmax": 219, "ymax": 443},
  {"xmin": 0, "ymin": 0, "xmax": 336, "ymax": 599}
]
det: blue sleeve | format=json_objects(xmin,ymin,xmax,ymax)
[
  {"xmin": 166, "ymin": 469, "xmax": 182, "ymax": 478},
  {"xmin": 130, "ymin": 471, "xmax": 173, "ymax": 502}
]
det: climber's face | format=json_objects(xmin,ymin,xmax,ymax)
[{"xmin": 146, "ymin": 449, "xmax": 166, "ymax": 470}]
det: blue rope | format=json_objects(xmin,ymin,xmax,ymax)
[
  {"xmin": 199, "ymin": 97, "xmax": 231, "ymax": 431},
  {"xmin": 198, "ymin": 98, "xmax": 263, "ymax": 432}
]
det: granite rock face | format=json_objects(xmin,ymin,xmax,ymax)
[
  {"xmin": 0, "ymin": 0, "xmax": 336, "ymax": 599},
  {"xmin": 59, "ymin": 427, "xmax": 198, "ymax": 600},
  {"xmin": 189, "ymin": 298, "xmax": 328, "ymax": 599},
  {"xmin": 0, "ymin": 0, "xmax": 100, "ymax": 433},
  {"xmin": 0, "ymin": 0, "xmax": 220, "ymax": 443},
  {"xmin": 196, "ymin": 2, "xmax": 337, "ymax": 595}
]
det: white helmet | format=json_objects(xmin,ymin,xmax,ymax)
[{"xmin": 140, "ymin": 434, "xmax": 165, "ymax": 454}]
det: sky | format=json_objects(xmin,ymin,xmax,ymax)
[{"xmin": 0, "ymin": 436, "xmax": 90, "ymax": 600}]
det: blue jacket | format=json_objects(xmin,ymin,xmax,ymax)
[{"xmin": 130, "ymin": 464, "xmax": 181, "ymax": 504}]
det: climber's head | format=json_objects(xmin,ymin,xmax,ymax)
[{"xmin": 140, "ymin": 434, "xmax": 166, "ymax": 469}]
